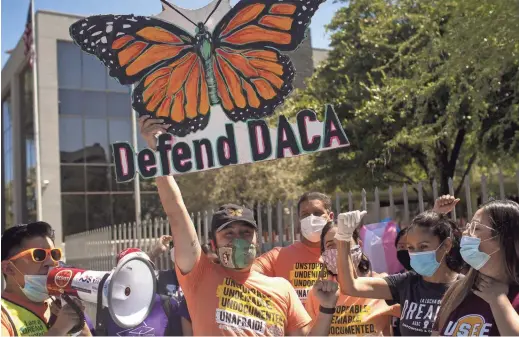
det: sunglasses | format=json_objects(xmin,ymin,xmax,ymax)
[{"xmin": 9, "ymin": 248, "xmax": 63, "ymax": 263}]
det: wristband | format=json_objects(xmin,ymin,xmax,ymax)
[{"xmin": 319, "ymin": 305, "xmax": 336, "ymax": 315}]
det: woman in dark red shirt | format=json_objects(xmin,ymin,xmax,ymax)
[{"xmin": 434, "ymin": 200, "xmax": 519, "ymax": 336}]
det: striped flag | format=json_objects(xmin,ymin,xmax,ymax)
[{"xmin": 23, "ymin": 2, "xmax": 35, "ymax": 67}]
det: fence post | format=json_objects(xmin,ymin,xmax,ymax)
[
  {"xmin": 288, "ymin": 200, "xmax": 295, "ymax": 245},
  {"xmin": 361, "ymin": 189, "xmax": 367, "ymax": 211},
  {"xmin": 516, "ymin": 170, "xmax": 519, "ymax": 195},
  {"xmin": 277, "ymin": 201, "xmax": 283, "ymax": 247},
  {"xmin": 204, "ymin": 210, "xmax": 209, "ymax": 244},
  {"xmin": 267, "ymin": 202, "xmax": 273, "ymax": 250},
  {"xmin": 418, "ymin": 182, "xmax": 424, "ymax": 213},
  {"xmin": 389, "ymin": 186, "xmax": 395, "ymax": 219},
  {"xmin": 448, "ymin": 178, "xmax": 457, "ymax": 221},
  {"xmin": 499, "ymin": 168, "xmax": 505, "ymax": 200},
  {"xmin": 256, "ymin": 203, "xmax": 263, "ymax": 250},
  {"xmin": 348, "ymin": 191, "xmax": 353, "ymax": 211},
  {"xmin": 432, "ymin": 179, "xmax": 438, "ymax": 203},
  {"xmin": 464, "ymin": 176, "xmax": 473, "ymax": 221},
  {"xmin": 374, "ymin": 188, "xmax": 380, "ymax": 221},
  {"xmin": 123, "ymin": 223, "xmax": 129, "ymax": 250},
  {"xmin": 403, "ymin": 184, "xmax": 410, "ymax": 225}
]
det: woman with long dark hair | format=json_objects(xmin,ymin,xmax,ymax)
[
  {"xmin": 434, "ymin": 200, "xmax": 519, "ymax": 336},
  {"xmin": 305, "ymin": 221, "xmax": 394, "ymax": 336},
  {"xmin": 335, "ymin": 209, "xmax": 465, "ymax": 336}
]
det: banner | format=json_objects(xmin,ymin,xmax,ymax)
[{"xmin": 68, "ymin": 0, "xmax": 350, "ymax": 182}]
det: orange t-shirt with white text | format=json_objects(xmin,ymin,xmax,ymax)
[
  {"xmin": 176, "ymin": 253, "xmax": 312, "ymax": 336},
  {"xmin": 253, "ymin": 242, "xmax": 326, "ymax": 303},
  {"xmin": 306, "ymin": 290, "xmax": 393, "ymax": 336}
]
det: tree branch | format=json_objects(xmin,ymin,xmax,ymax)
[
  {"xmin": 454, "ymin": 153, "xmax": 477, "ymax": 196},
  {"xmin": 449, "ymin": 128, "xmax": 466, "ymax": 170},
  {"xmin": 398, "ymin": 143, "xmax": 430, "ymax": 176}
]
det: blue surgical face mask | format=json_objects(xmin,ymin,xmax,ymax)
[
  {"xmin": 460, "ymin": 236, "xmax": 499, "ymax": 270},
  {"xmin": 10, "ymin": 262, "xmax": 50, "ymax": 302},
  {"xmin": 21, "ymin": 275, "xmax": 50, "ymax": 302},
  {"xmin": 409, "ymin": 240, "xmax": 447, "ymax": 277}
]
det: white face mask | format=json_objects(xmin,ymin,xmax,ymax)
[{"xmin": 300, "ymin": 215, "xmax": 327, "ymax": 242}]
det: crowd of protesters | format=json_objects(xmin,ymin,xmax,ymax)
[{"xmin": 1, "ymin": 115, "xmax": 518, "ymax": 336}]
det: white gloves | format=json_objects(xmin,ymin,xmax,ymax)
[{"xmin": 335, "ymin": 211, "xmax": 367, "ymax": 241}]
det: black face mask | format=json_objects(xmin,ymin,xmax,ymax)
[{"xmin": 397, "ymin": 250, "xmax": 413, "ymax": 271}]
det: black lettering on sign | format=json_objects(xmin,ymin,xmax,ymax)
[
  {"xmin": 137, "ymin": 148, "xmax": 157, "ymax": 178},
  {"xmin": 297, "ymin": 109, "xmax": 321, "ymax": 152},
  {"xmin": 193, "ymin": 139, "xmax": 214, "ymax": 170},
  {"xmin": 323, "ymin": 105, "xmax": 349, "ymax": 148},
  {"xmin": 217, "ymin": 124, "xmax": 238, "ymax": 166},
  {"xmin": 172, "ymin": 142, "xmax": 192, "ymax": 173},
  {"xmin": 276, "ymin": 115, "xmax": 301, "ymax": 158},
  {"xmin": 156, "ymin": 133, "xmax": 173, "ymax": 175},
  {"xmin": 112, "ymin": 142, "xmax": 135, "ymax": 182}
]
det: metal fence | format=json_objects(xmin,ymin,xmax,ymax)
[
  {"xmin": 64, "ymin": 170, "xmax": 518, "ymax": 324},
  {"xmin": 64, "ymin": 170, "xmax": 519, "ymax": 270}
]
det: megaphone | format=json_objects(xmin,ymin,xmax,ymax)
[{"xmin": 46, "ymin": 251, "xmax": 156, "ymax": 328}]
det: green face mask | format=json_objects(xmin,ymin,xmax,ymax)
[{"xmin": 217, "ymin": 238, "xmax": 257, "ymax": 269}]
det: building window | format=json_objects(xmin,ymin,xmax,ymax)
[
  {"xmin": 2, "ymin": 98, "xmax": 14, "ymax": 227},
  {"xmin": 20, "ymin": 66, "xmax": 37, "ymax": 222},
  {"xmin": 57, "ymin": 41, "xmax": 148, "ymax": 235}
]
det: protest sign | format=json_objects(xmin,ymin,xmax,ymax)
[{"xmin": 69, "ymin": 0, "xmax": 350, "ymax": 182}]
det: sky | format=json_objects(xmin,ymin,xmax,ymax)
[{"xmin": 1, "ymin": 0, "xmax": 344, "ymax": 68}]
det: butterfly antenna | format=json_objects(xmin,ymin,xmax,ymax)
[
  {"xmin": 204, "ymin": 0, "xmax": 223, "ymax": 25},
  {"xmin": 160, "ymin": 0, "xmax": 198, "ymax": 27}
]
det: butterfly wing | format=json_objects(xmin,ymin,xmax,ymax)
[
  {"xmin": 213, "ymin": 0, "xmax": 325, "ymax": 51},
  {"xmin": 70, "ymin": 15, "xmax": 194, "ymax": 84},
  {"xmin": 211, "ymin": 0, "xmax": 324, "ymax": 121},
  {"xmin": 70, "ymin": 15, "xmax": 210, "ymax": 136}
]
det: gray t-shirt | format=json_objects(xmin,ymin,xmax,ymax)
[{"xmin": 384, "ymin": 272, "xmax": 454, "ymax": 336}]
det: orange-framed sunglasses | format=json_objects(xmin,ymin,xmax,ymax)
[{"xmin": 9, "ymin": 248, "xmax": 63, "ymax": 263}]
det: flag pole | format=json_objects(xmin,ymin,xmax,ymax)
[
  {"xmin": 30, "ymin": 0, "xmax": 43, "ymax": 220},
  {"xmin": 131, "ymin": 85, "xmax": 141, "ymax": 223}
]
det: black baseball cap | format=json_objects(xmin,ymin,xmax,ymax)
[{"xmin": 211, "ymin": 204, "xmax": 257, "ymax": 233}]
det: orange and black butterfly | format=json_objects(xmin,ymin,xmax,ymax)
[{"xmin": 70, "ymin": 0, "xmax": 325, "ymax": 137}]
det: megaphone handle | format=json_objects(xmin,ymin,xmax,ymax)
[
  {"xmin": 61, "ymin": 294, "xmax": 86, "ymax": 334},
  {"xmin": 94, "ymin": 273, "xmax": 111, "ymax": 336}
]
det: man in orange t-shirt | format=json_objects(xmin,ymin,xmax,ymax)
[
  {"xmin": 139, "ymin": 116, "xmax": 340, "ymax": 336},
  {"xmin": 254, "ymin": 192, "xmax": 333, "ymax": 303}
]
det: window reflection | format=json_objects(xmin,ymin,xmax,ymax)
[
  {"xmin": 83, "ymin": 91, "xmax": 107, "ymax": 117},
  {"xmin": 57, "ymin": 41, "xmax": 81, "ymax": 89},
  {"xmin": 107, "ymin": 93, "xmax": 131, "ymax": 118},
  {"xmin": 86, "ymin": 165, "xmax": 110, "ymax": 192},
  {"xmin": 2, "ymin": 99, "xmax": 14, "ymax": 227},
  {"xmin": 59, "ymin": 89, "xmax": 83, "ymax": 115},
  {"xmin": 61, "ymin": 165, "xmax": 85, "ymax": 192},
  {"xmin": 88, "ymin": 195, "xmax": 111, "ymax": 229},
  {"xmin": 60, "ymin": 116, "xmax": 84, "ymax": 163},
  {"xmin": 82, "ymin": 54, "xmax": 107, "ymax": 90},
  {"xmin": 84, "ymin": 118, "xmax": 109, "ymax": 163},
  {"xmin": 62, "ymin": 195, "xmax": 87, "ymax": 236}
]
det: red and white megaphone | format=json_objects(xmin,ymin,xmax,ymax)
[{"xmin": 46, "ymin": 250, "xmax": 156, "ymax": 328}]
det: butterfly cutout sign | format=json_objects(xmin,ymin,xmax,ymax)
[{"xmin": 69, "ymin": 0, "xmax": 326, "ymax": 137}]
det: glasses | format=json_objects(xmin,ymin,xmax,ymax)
[
  {"xmin": 9, "ymin": 248, "xmax": 63, "ymax": 263},
  {"xmin": 465, "ymin": 220, "xmax": 496, "ymax": 236}
]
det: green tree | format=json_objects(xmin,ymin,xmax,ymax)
[{"xmin": 285, "ymin": 0, "xmax": 519, "ymax": 195}]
